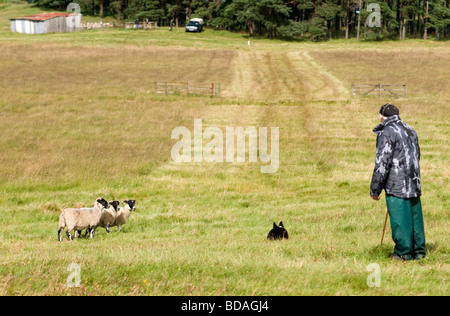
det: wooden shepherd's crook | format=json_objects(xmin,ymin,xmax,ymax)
[{"xmin": 381, "ymin": 209, "xmax": 389, "ymax": 246}]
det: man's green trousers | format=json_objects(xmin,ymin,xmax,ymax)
[{"xmin": 386, "ymin": 195, "xmax": 426, "ymax": 260}]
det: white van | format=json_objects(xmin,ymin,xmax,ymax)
[{"xmin": 185, "ymin": 18, "xmax": 204, "ymax": 32}]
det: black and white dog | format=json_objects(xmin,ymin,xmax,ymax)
[{"xmin": 267, "ymin": 222, "xmax": 289, "ymax": 240}]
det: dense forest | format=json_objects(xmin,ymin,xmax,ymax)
[{"xmin": 32, "ymin": 0, "xmax": 450, "ymax": 40}]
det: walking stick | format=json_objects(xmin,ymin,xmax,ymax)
[{"xmin": 380, "ymin": 208, "xmax": 389, "ymax": 246}]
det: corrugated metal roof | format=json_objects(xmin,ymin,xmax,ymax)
[{"xmin": 11, "ymin": 12, "xmax": 74, "ymax": 21}]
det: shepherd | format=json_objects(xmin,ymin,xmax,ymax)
[{"xmin": 370, "ymin": 103, "xmax": 426, "ymax": 261}]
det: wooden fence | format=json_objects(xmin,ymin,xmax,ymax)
[
  {"xmin": 351, "ymin": 84, "xmax": 407, "ymax": 98},
  {"xmin": 154, "ymin": 82, "xmax": 221, "ymax": 97}
]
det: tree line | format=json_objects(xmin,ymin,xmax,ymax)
[{"xmin": 32, "ymin": 0, "xmax": 450, "ymax": 40}]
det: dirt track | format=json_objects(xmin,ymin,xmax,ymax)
[{"xmin": 223, "ymin": 50, "xmax": 348, "ymax": 101}]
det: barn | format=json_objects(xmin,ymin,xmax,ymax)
[{"xmin": 10, "ymin": 12, "xmax": 82, "ymax": 34}]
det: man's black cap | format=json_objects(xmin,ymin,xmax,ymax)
[{"xmin": 380, "ymin": 103, "xmax": 399, "ymax": 117}]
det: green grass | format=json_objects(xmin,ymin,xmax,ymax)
[{"xmin": 0, "ymin": 1, "xmax": 449, "ymax": 296}]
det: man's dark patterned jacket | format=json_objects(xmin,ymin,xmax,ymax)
[{"xmin": 370, "ymin": 115, "xmax": 421, "ymax": 199}]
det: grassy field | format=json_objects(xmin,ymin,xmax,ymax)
[{"xmin": 0, "ymin": 2, "xmax": 449, "ymax": 295}]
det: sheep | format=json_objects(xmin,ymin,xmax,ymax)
[
  {"xmin": 111, "ymin": 199, "xmax": 136, "ymax": 232},
  {"xmin": 87, "ymin": 200, "xmax": 119, "ymax": 236},
  {"xmin": 58, "ymin": 198, "xmax": 108, "ymax": 241},
  {"xmin": 101, "ymin": 200, "xmax": 120, "ymax": 232}
]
